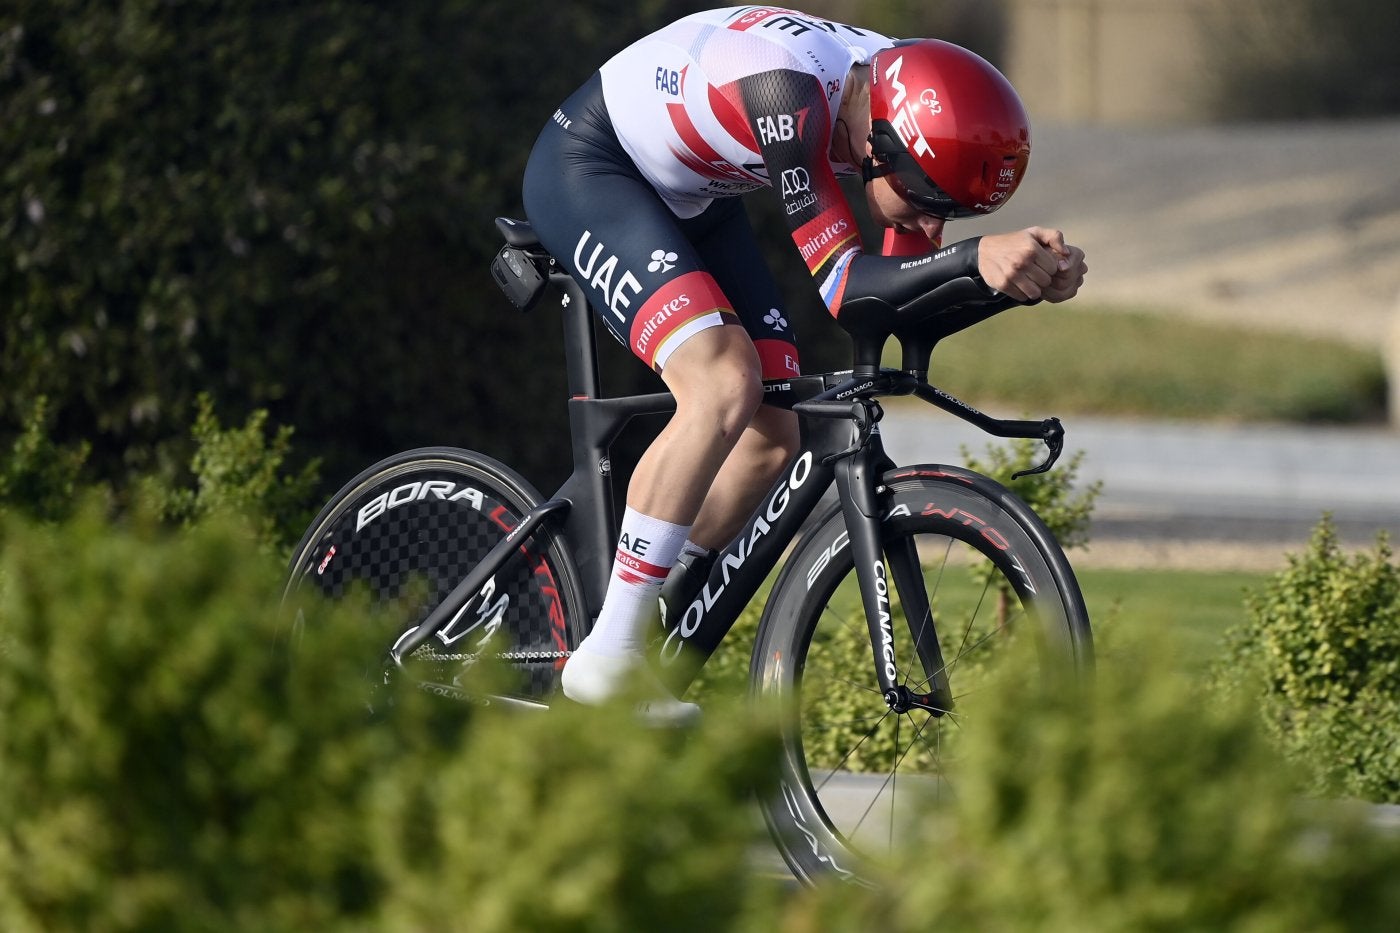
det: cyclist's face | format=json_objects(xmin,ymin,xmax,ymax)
[{"xmin": 866, "ymin": 175, "xmax": 947, "ymax": 245}]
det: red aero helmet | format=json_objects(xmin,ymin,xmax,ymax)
[{"xmin": 868, "ymin": 39, "xmax": 1030, "ymax": 218}]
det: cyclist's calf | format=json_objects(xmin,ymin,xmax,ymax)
[{"xmin": 686, "ymin": 405, "xmax": 799, "ymax": 551}]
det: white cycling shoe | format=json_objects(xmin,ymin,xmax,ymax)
[{"xmin": 560, "ymin": 644, "xmax": 701, "ymax": 727}]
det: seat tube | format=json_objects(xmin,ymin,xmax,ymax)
[
  {"xmin": 834, "ymin": 438, "xmax": 901, "ymax": 698},
  {"xmin": 555, "ymin": 274, "xmax": 601, "ymax": 400}
]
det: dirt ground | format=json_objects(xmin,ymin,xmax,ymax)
[{"xmin": 957, "ymin": 118, "xmax": 1400, "ymax": 348}]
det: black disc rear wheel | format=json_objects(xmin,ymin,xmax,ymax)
[{"xmin": 282, "ymin": 447, "xmax": 588, "ymax": 704}]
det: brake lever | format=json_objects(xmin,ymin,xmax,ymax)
[
  {"xmin": 826, "ymin": 402, "xmax": 877, "ymax": 465},
  {"xmin": 1011, "ymin": 417, "xmax": 1064, "ymax": 479}
]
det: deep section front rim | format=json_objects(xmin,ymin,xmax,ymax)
[{"xmin": 752, "ymin": 468, "xmax": 1091, "ymax": 885}]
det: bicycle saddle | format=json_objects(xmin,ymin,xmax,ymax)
[{"xmin": 496, "ymin": 216, "xmax": 540, "ymax": 248}]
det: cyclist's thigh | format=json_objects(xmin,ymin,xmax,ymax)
[
  {"xmin": 523, "ymin": 77, "xmax": 737, "ymax": 374},
  {"xmin": 681, "ymin": 196, "xmax": 802, "ymax": 381}
]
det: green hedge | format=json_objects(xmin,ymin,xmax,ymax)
[
  {"xmin": 1, "ymin": 0, "xmax": 684, "ymax": 494},
  {"xmin": 1221, "ymin": 518, "xmax": 1400, "ymax": 803},
  {"xmin": 6, "ymin": 507, "xmax": 1400, "ymax": 929},
  {"xmin": 1198, "ymin": 0, "xmax": 1400, "ymax": 119},
  {"xmin": 0, "ymin": 508, "xmax": 785, "ymax": 931}
]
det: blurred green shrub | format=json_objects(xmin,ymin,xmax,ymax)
[
  {"xmin": 0, "ymin": 508, "xmax": 391, "ymax": 929},
  {"xmin": 0, "ymin": 396, "xmax": 92, "ymax": 524},
  {"xmin": 1220, "ymin": 517, "xmax": 1400, "ymax": 803},
  {"xmin": 367, "ymin": 692, "xmax": 783, "ymax": 933},
  {"xmin": 794, "ymin": 634, "xmax": 1400, "ymax": 931},
  {"xmin": 7, "ymin": 499, "xmax": 1400, "ymax": 930},
  {"xmin": 0, "ymin": 507, "xmax": 784, "ymax": 931},
  {"xmin": 145, "ymin": 394, "xmax": 320, "ymax": 553}
]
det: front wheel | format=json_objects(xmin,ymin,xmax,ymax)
[
  {"xmin": 751, "ymin": 465, "xmax": 1092, "ymax": 886},
  {"xmin": 282, "ymin": 447, "xmax": 589, "ymax": 705}
]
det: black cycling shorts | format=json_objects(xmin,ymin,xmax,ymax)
[{"xmin": 522, "ymin": 72, "xmax": 800, "ymax": 379}]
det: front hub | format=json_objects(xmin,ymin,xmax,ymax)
[{"xmin": 884, "ymin": 684, "xmax": 950, "ymax": 717}]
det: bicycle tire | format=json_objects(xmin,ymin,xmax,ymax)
[
  {"xmin": 751, "ymin": 464, "xmax": 1092, "ymax": 886},
  {"xmin": 282, "ymin": 447, "xmax": 589, "ymax": 704}
]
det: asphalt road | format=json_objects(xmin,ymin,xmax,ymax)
[
  {"xmin": 879, "ymin": 403, "xmax": 1400, "ymax": 568},
  {"xmin": 953, "ymin": 119, "xmax": 1400, "ymax": 349}
]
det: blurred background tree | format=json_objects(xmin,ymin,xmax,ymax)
[
  {"xmin": 0, "ymin": 0, "xmax": 697, "ymax": 499},
  {"xmin": 9, "ymin": 0, "xmax": 1386, "ymax": 518},
  {"xmin": 0, "ymin": 0, "xmax": 1013, "ymax": 508},
  {"xmin": 1197, "ymin": 0, "xmax": 1400, "ymax": 120}
]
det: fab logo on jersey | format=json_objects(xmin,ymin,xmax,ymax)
[{"xmin": 756, "ymin": 107, "xmax": 809, "ymax": 146}]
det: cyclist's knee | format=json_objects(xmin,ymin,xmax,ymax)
[
  {"xmin": 687, "ymin": 366, "xmax": 763, "ymax": 441},
  {"xmin": 664, "ymin": 328, "xmax": 764, "ymax": 437}
]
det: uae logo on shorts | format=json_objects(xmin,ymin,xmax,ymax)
[{"xmin": 648, "ymin": 249, "xmax": 678, "ymax": 273}]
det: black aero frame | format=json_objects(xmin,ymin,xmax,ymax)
[
  {"xmin": 388, "ymin": 216, "xmax": 1070, "ymax": 711},
  {"xmin": 286, "ymin": 214, "xmax": 1095, "ymax": 887}
]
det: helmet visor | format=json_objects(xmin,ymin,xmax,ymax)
[
  {"xmin": 862, "ymin": 118, "xmax": 1008, "ymax": 219},
  {"xmin": 881, "ymin": 150, "xmax": 983, "ymax": 219},
  {"xmin": 868, "ymin": 121, "xmax": 982, "ymax": 219}
]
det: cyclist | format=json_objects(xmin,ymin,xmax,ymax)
[{"xmin": 522, "ymin": 6, "xmax": 1087, "ymax": 721}]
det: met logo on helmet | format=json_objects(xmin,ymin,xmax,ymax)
[{"xmin": 882, "ymin": 54, "xmax": 934, "ymax": 160}]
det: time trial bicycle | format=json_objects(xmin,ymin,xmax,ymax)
[{"xmin": 282, "ymin": 216, "xmax": 1093, "ymax": 886}]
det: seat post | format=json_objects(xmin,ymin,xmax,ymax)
[{"xmin": 554, "ymin": 274, "xmax": 602, "ymax": 400}]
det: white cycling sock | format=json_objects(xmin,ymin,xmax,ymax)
[{"xmin": 577, "ymin": 507, "xmax": 690, "ymax": 658}]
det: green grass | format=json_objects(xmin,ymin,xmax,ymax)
[
  {"xmin": 688, "ymin": 565, "xmax": 1272, "ymax": 705},
  {"xmin": 1075, "ymin": 565, "xmax": 1271, "ymax": 673},
  {"xmin": 887, "ymin": 304, "xmax": 1387, "ymax": 424}
]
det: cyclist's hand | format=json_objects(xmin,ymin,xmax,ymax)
[
  {"xmin": 978, "ymin": 227, "xmax": 1086, "ymax": 303},
  {"xmin": 1043, "ymin": 238, "xmax": 1087, "ymax": 303}
]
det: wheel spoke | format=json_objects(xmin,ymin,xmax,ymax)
[
  {"xmin": 811, "ymin": 706, "xmax": 897, "ymax": 791},
  {"xmin": 845, "ymin": 709, "xmax": 937, "ymax": 842},
  {"xmin": 804, "ymin": 663, "xmax": 885, "ymax": 698}
]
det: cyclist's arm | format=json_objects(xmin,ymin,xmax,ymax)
[{"xmin": 734, "ymin": 68, "xmax": 1008, "ymax": 317}]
